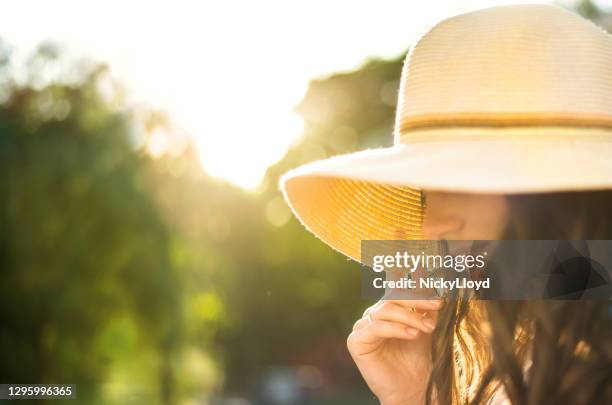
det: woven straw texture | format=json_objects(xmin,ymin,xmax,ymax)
[
  {"xmin": 394, "ymin": 4, "xmax": 612, "ymax": 138},
  {"xmin": 281, "ymin": 4, "xmax": 612, "ymax": 263}
]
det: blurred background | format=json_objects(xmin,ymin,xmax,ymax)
[{"xmin": 0, "ymin": 1, "xmax": 610, "ymax": 404}]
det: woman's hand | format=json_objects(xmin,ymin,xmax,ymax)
[{"xmin": 346, "ymin": 299, "xmax": 443, "ymax": 405}]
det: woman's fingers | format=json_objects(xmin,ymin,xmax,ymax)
[
  {"xmin": 385, "ymin": 299, "xmax": 444, "ymax": 312},
  {"xmin": 354, "ymin": 301, "xmax": 441, "ymax": 334},
  {"xmin": 352, "ymin": 316, "xmax": 370, "ymax": 332},
  {"xmin": 388, "ymin": 302, "xmax": 438, "ymax": 333},
  {"xmin": 364, "ymin": 299, "xmax": 443, "ymax": 315},
  {"xmin": 349, "ymin": 319, "xmax": 420, "ymax": 348},
  {"xmin": 374, "ymin": 302, "xmax": 438, "ymax": 334},
  {"xmin": 361, "ymin": 298, "xmax": 442, "ymax": 319}
]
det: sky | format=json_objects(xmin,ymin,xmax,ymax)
[{"xmin": 0, "ymin": 0, "xmax": 601, "ymax": 189}]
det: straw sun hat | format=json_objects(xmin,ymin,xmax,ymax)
[{"xmin": 280, "ymin": 4, "xmax": 612, "ymax": 262}]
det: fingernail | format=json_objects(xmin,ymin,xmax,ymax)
[
  {"xmin": 406, "ymin": 327, "xmax": 419, "ymax": 336},
  {"xmin": 423, "ymin": 317, "xmax": 436, "ymax": 331}
]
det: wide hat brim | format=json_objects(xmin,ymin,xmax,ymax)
[{"xmin": 280, "ymin": 127, "xmax": 612, "ymax": 263}]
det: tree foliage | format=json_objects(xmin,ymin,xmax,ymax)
[{"xmin": 0, "ymin": 43, "xmax": 184, "ymax": 403}]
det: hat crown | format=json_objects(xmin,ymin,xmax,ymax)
[
  {"xmin": 394, "ymin": 4, "xmax": 612, "ymax": 143},
  {"xmin": 281, "ymin": 6, "xmax": 612, "ymax": 263}
]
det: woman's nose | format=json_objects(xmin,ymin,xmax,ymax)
[{"xmin": 422, "ymin": 214, "xmax": 464, "ymax": 240}]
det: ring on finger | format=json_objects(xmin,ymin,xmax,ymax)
[{"xmin": 410, "ymin": 307, "xmax": 427, "ymax": 317}]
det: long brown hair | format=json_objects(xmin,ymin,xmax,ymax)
[{"xmin": 426, "ymin": 191, "xmax": 612, "ymax": 405}]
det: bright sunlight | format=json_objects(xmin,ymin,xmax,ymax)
[{"xmin": 0, "ymin": 0, "xmax": 582, "ymax": 189}]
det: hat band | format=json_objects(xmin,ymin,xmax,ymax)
[
  {"xmin": 398, "ymin": 112, "xmax": 612, "ymax": 135},
  {"xmin": 397, "ymin": 125, "xmax": 612, "ymax": 145}
]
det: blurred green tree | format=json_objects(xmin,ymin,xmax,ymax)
[
  {"xmin": 575, "ymin": 0, "xmax": 601, "ymax": 19},
  {"xmin": 0, "ymin": 42, "xmax": 184, "ymax": 404}
]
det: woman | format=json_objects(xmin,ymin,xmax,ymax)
[
  {"xmin": 347, "ymin": 191, "xmax": 612, "ymax": 404},
  {"xmin": 280, "ymin": 4, "xmax": 612, "ymax": 404}
]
